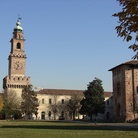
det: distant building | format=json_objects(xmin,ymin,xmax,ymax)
[
  {"xmin": 109, "ymin": 60, "xmax": 138, "ymax": 122},
  {"xmin": 36, "ymin": 89, "xmax": 84, "ymax": 120},
  {"xmin": 33, "ymin": 89, "xmax": 112, "ymax": 120}
]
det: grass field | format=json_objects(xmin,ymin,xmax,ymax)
[{"xmin": 0, "ymin": 120, "xmax": 138, "ymax": 138}]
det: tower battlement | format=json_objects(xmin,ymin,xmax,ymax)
[
  {"xmin": 10, "ymin": 53, "xmax": 26, "ymax": 58},
  {"xmin": 3, "ymin": 76, "xmax": 30, "ymax": 89}
]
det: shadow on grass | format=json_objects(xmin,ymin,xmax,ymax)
[{"xmin": 1, "ymin": 124, "xmax": 138, "ymax": 131}]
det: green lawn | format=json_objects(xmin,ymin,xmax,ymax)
[{"xmin": 0, "ymin": 120, "xmax": 138, "ymax": 138}]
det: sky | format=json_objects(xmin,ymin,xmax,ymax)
[{"xmin": 0, "ymin": 0, "xmax": 136, "ymax": 92}]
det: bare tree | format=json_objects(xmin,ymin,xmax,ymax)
[
  {"xmin": 3, "ymin": 90, "xmax": 21, "ymax": 119},
  {"xmin": 48, "ymin": 95, "xmax": 60, "ymax": 120},
  {"xmin": 63, "ymin": 95, "xmax": 82, "ymax": 120}
]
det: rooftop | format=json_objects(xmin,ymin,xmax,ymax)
[
  {"xmin": 37, "ymin": 88, "xmax": 112, "ymax": 97},
  {"xmin": 109, "ymin": 60, "xmax": 138, "ymax": 71}
]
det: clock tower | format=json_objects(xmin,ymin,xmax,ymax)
[{"xmin": 3, "ymin": 18, "xmax": 30, "ymax": 100}]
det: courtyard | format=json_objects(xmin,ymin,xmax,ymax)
[{"xmin": 0, "ymin": 120, "xmax": 138, "ymax": 138}]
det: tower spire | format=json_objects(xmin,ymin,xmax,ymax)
[
  {"xmin": 14, "ymin": 17, "xmax": 23, "ymax": 32},
  {"xmin": 18, "ymin": 14, "xmax": 22, "ymax": 21}
]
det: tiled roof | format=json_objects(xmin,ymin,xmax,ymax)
[
  {"xmin": 37, "ymin": 89, "xmax": 84, "ymax": 96},
  {"xmin": 109, "ymin": 60, "xmax": 138, "ymax": 71},
  {"xmin": 104, "ymin": 91, "xmax": 113, "ymax": 97},
  {"xmin": 37, "ymin": 89, "xmax": 112, "ymax": 97}
]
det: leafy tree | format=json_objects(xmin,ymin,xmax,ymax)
[
  {"xmin": 21, "ymin": 85, "xmax": 38, "ymax": 119},
  {"xmin": 113, "ymin": 0, "xmax": 138, "ymax": 59},
  {"xmin": 2, "ymin": 90, "xmax": 20, "ymax": 119},
  {"xmin": 80, "ymin": 78, "xmax": 105, "ymax": 121}
]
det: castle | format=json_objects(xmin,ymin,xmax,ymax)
[
  {"xmin": 2, "ymin": 19, "xmax": 137, "ymax": 122},
  {"xmin": 109, "ymin": 61, "xmax": 138, "ymax": 122}
]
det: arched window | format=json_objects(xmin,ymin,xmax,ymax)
[
  {"xmin": 17, "ymin": 42, "xmax": 21, "ymax": 49},
  {"xmin": 62, "ymin": 99, "xmax": 64, "ymax": 104},
  {"xmin": 18, "ymin": 34, "xmax": 20, "ymax": 39},
  {"xmin": 41, "ymin": 112, "xmax": 45, "ymax": 120}
]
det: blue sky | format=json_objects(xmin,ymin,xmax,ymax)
[{"xmin": 0, "ymin": 0, "xmax": 135, "ymax": 92}]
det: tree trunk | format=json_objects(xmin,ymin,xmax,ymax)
[
  {"xmin": 73, "ymin": 111, "xmax": 75, "ymax": 120},
  {"xmin": 54, "ymin": 113, "xmax": 56, "ymax": 120}
]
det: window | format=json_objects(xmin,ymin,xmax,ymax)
[
  {"xmin": 18, "ymin": 34, "xmax": 20, "ymax": 39},
  {"xmin": 62, "ymin": 99, "xmax": 64, "ymax": 104},
  {"xmin": 49, "ymin": 98, "xmax": 52, "ymax": 104},
  {"xmin": 48, "ymin": 111, "xmax": 51, "ymax": 117},
  {"xmin": 17, "ymin": 42, "xmax": 21, "ymax": 49},
  {"xmin": 107, "ymin": 100, "xmax": 109, "ymax": 105},
  {"xmin": 35, "ymin": 99, "xmax": 39, "ymax": 105},
  {"xmin": 42, "ymin": 99, "xmax": 44, "ymax": 104},
  {"xmin": 41, "ymin": 112, "xmax": 45, "ymax": 120}
]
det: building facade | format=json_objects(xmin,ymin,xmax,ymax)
[
  {"xmin": 35, "ymin": 89, "xmax": 113, "ymax": 121},
  {"xmin": 109, "ymin": 60, "xmax": 138, "ymax": 122},
  {"xmin": 3, "ymin": 19, "xmax": 30, "ymax": 100},
  {"xmin": 36, "ymin": 89, "xmax": 84, "ymax": 120}
]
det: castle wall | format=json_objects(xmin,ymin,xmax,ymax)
[{"xmin": 110, "ymin": 61, "xmax": 138, "ymax": 122}]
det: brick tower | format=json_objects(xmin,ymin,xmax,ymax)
[
  {"xmin": 109, "ymin": 60, "xmax": 138, "ymax": 122},
  {"xmin": 3, "ymin": 18, "xmax": 30, "ymax": 100}
]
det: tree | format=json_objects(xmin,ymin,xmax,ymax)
[
  {"xmin": 48, "ymin": 95, "xmax": 60, "ymax": 120},
  {"xmin": 2, "ymin": 90, "xmax": 21, "ymax": 119},
  {"xmin": 0, "ymin": 95, "xmax": 4, "ymax": 111},
  {"xmin": 64, "ymin": 95, "xmax": 82, "ymax": 120},
  {"xmin": 21, "ymin": 85, "xmax": 38, "ymax": 119},
  {"xmin": 113, "ymin": 0, "xmax": 138, "ymax": 59},
  {"xmin": 80, "ymin": 77, "xmax": 105, "ymax": 121}
]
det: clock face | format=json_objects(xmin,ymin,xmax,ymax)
[{"xmin": 14, "ymin": 61, "xmax": 23, "ymax": 70}]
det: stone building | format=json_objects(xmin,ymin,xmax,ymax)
[
  {"xmin": 3, "ymin": 19, "xmax": 30, "ymax": 100},
  {"xmin": 109, "ymin": 60, "xmax": 138, "ymax": 122}
]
